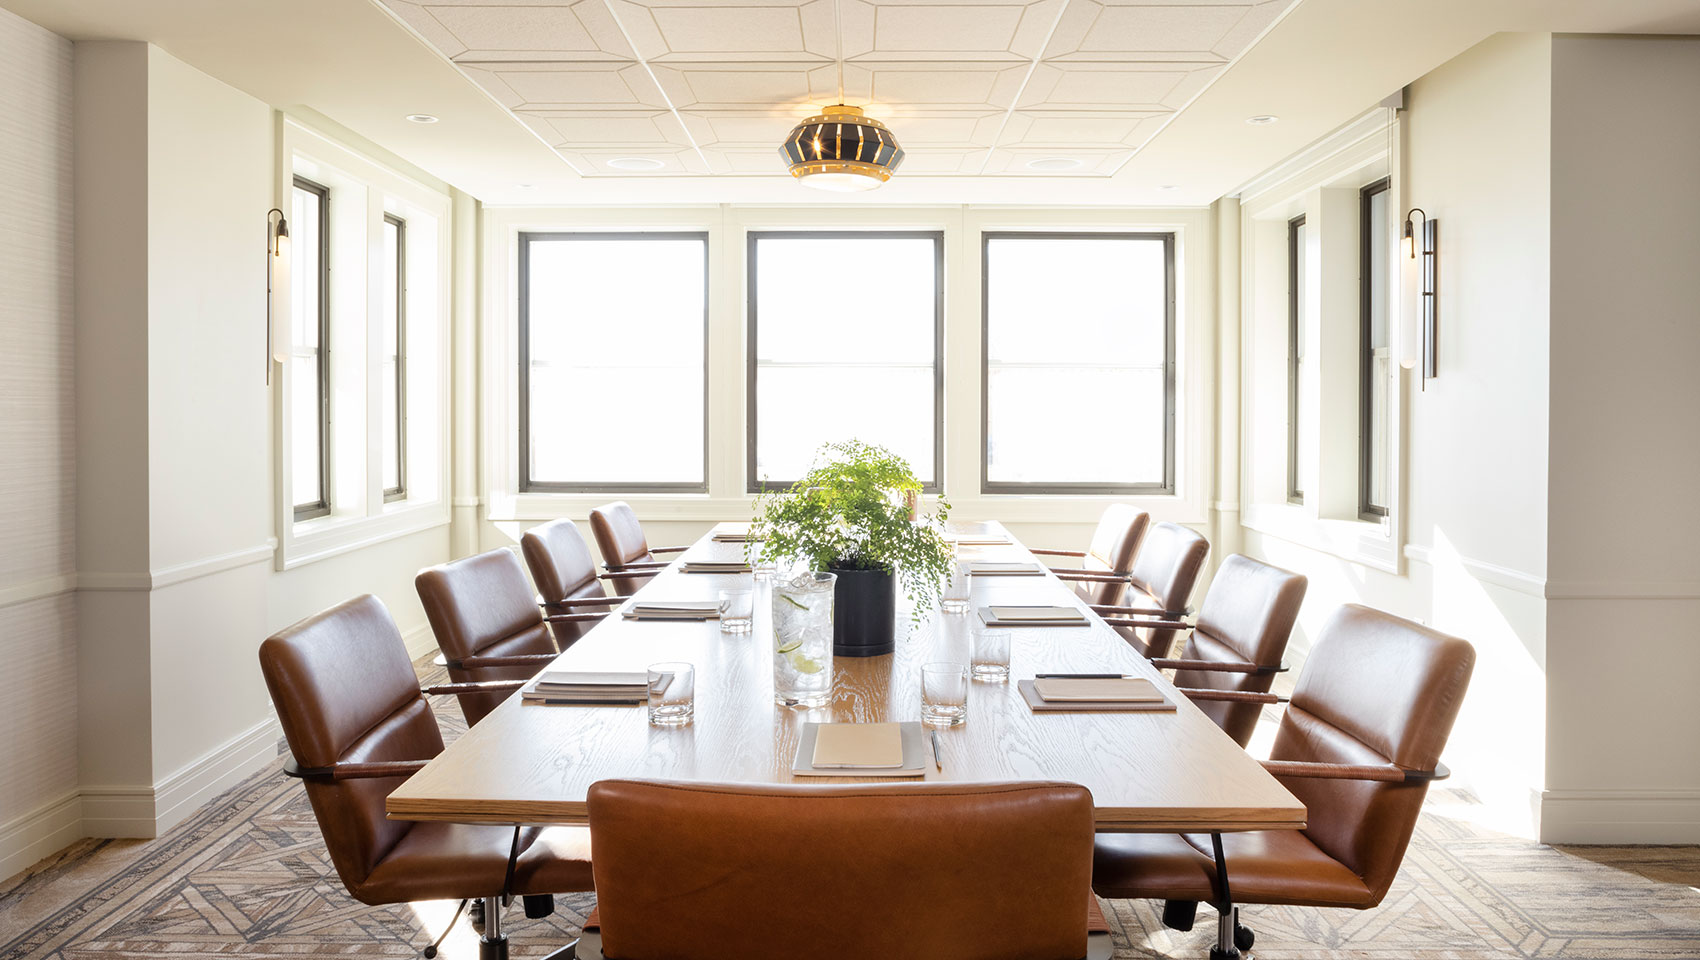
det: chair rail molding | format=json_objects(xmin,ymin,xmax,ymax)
[
  {"xmin": 0, "ymin": 572, "xmax": 78, "ymax": 609},
  {"xmin": 1401, "ymin": 543, "xmax": 1545, "ymax": 598},
  {"xmin": 76, "ymin": 540, "xmax": 279, "ymax": 593}
]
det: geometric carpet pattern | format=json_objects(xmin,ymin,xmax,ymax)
[{"xmin": 3, "ymin": 659, "xmax": 1698, "ymax": 959}]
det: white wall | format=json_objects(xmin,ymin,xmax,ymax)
[
  {"xmin": 1543, "ymin": 34, "xmax": 1700, "ymax": 842},
  {"xmin": 0, "ymin": 4, "xmax": 77, "ymax": 879}
]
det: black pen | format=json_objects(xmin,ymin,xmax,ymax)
[{"xmin": 1034, "ymin": 673, "xmax": 1125, "ymax": 679}]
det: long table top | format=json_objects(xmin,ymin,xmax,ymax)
[{"xmin": 387, "ymin": 521, "xmax": 1306, "ymax": 833}]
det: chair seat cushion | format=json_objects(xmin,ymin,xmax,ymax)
[
  {"xmin": 1093, "ymin": 830, "xmax": 1374, "ymax": 909},
  {"xmin": 515, "ymin": 826, "xmax": 596, "ymax": 895},
  {"xmin": 356, "ymin": 823, "xmax": 594, "ymax": 904}
]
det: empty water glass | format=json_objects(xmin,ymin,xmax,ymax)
[
  {"xmin": 971, "ymin": 627, "xmax": 1011, "ymax": 681},
  {"xmin": 921, "ymin": 661, "xmax": 969, "ymax": 726},
  {"xmin": 719, "ymin": 589, "xmax": 753, "ymax": 633},
  {"xmin": 940, "ymin": 561, "xmax": 972, "ymax": 614},
  {"xmin": 647, "ymin": 662, "xmax": 695, "ymax": 726}
]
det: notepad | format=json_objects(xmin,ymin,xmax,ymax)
[
  {"xmin": 987, "ymin": 606, "xmax": 1087, "ymax": 623},
  {"xmin": 968, "ymin": 562, "xmax": 1044, "ymax": 576},
  {"xmin": 1033, "ymin": 677, "xmax": 1165, "ymax": 703},
  {"xmin": 680, "ymin": 561, "xmax": 752, "ymax": 574},
  {"xmin": 792, "ymin": 722, "xmax": 928, "ymax": 777},
  {"xmin": 523, "ymin": 671, "xmax": 649, "ymax": 704},
  {"xmin": 623, "ymin": 601, "xmax": 720, "ymax": 620},
  {"xmin": 1017, "ymin": 680, "xmax": 1175, "ymax": 714},
  {"xmin": 811, "ymin": 722, "xmax": 904, "ymax": 769}
]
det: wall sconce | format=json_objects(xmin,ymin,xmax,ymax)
[
  {"xmin": 1401, "ymin": 208, "xmax": 1437, "ymax": 387},
  {"xmin": 266, "ymin": 207, "xmax": 291, "ymax": 382}
]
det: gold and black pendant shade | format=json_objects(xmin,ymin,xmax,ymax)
[{"xmin": 779, "ymin": 105, "xmax": 905, "ymax": 192}]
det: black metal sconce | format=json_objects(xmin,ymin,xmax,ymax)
[
  {"xmin": 266, "ymin": 207, "xmax": 290, "ymax": 383},
  {"xmin": 1403, "ymin": 208, "xmax": 1436, "ymax": 387}
]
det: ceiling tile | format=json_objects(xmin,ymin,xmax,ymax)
[
  {"xmin": 557, "ymin": 146, "xmax": 710, "ymax": 175},
  {"xmin": 421, "ymin": 3, "xmax": 631, "ymax": 60},
  {"xmin": 515, "ymin": 110, "xmax": 689, "ymax": 148},
  {"xmin": 852, "ymin": 61, "xmax": 1031, "ymax": 109},
  {"xmin": 1059, "ymin": 2, "xmax": 1253, "ymax": 59},
  {"xmin": 461, "ymin": 62, "xmax": 669, "ymax": 110},
  {"xmin": 983, "ymin": 146, "xmax": 1129, "ymax": 175},
  {"xmin": 651, "ymin": 61, "xmax": 839, "ymax": 110},
  {"xmin": 1003, "ymin": 109, "xmax": 1165, "ymax": 147}
]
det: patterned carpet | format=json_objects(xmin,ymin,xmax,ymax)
[{"xmin": 2, "ymin": 662, "xmax": 1698, "ymax": 959}]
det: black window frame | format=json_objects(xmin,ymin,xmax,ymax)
[
  {"xmin": 1358, "ymin": 177, "xmax": 1391, "ymax": 519},
  {"xmin": 517, "ymin": 231, "xmax": 711, "ymax": 494},
  {"xmin": 1286, "ymin": 214, "xmax": 1306, "ymax": 505},
  {"xmin": 980, "ymin": 231, "xmax": 1177, "ymax": 496},
  {"xmin": 292, "ymin": 175, "xmax": 332, "ymax": 522},
  {"xmin": 383, "ymin": 212, "xmax": 407, "ymax": 503},
  {"xmin": 746, "ymin": 230, "xmax": 945, "ymax": 494}
]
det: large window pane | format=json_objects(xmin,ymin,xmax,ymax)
[
  {"xmin": 1360, "ymin": 180, "xmax": 1391, "ymax": 518},
  {"xmin": 983, "ymin": 234, "xmax": 1173, "ymax": 492},
  {"xmin": 749, "ymin": 233, "xmax": 941, "ymax": 488},
  {"xmin": 1287, "ymin": 215, "xmax": 1308, "ymax": 504},
  {"xmin": 290, "ymin": 177, "xmax": 329, "ymax": 519},
  {"xmin": 382, "ymin": 214, "xmax": 405, "ymax": 500},
  {"xmin": 521, "ymin": 233, "xmax": 707, "ymax": 490}
]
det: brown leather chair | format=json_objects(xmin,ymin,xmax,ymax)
[
  {"xmin": 1099, "ymin": 554, "xmax": 1306, "ymax": 748},
  {"xmin": 579, "ymin": 779, "xmax": 1108, "ymax": 960},
  {"xmin": 588, "ymin": 501, "xmax": 689, "ymax": 596},
  {"xmin": 1031, "ymin": 504, "xmax": 1150, "ymax": 607},
  {"xmin": 522, "ymin": 518, "xmax": 628, "ymax": 649},
  {"xmin": 1092, "ymin": 521, "xmax": 1210, "ymax": 658},
  {"xmin": 417, "ymin": 548, "xmax": 603, "ymax": 726},
  {"xmin": 1092, "ymin": 604, "xmax": 1475, "ymax": 960},
  {"xmin": 258, "ymin": 594, "xmax": 590, "ymax": 960}
]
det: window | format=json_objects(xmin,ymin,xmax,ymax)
[
  {"xmin": 1359, "ymin": 179, "xmax": 1391, "ymax": 518},
  {"xmin": 519, "ymin": 233, "xmax": 708, "ymax": 492},
  {"xmin": 291, "ymin": 176, "xmax": 331, "ymax": 520},
  {"xmin": 982, "ymin": 233, "xmax": 1174, "ymax": 493},
  {"xmin": 382, "ymin": 214, "xmax": 406, "ymax": 501},
  {"xmin": 1287, "ymin": 215, "xmax": 1308, "ymax": 505},
  {"xmin": 748, "ymin": 232, "xmax": 942, "ymax": 490}
]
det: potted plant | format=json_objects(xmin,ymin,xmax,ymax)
[{"xmin": 749, "ymin": 439, "xmax": 954, "ymax": 657}]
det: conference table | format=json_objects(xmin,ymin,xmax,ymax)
[{"xmin": 387, "ymin": 521, "xmax": 1306, "ymax": 834}]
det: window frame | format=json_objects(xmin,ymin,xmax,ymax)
[
  {"xmin": 745, "ymin": 229, "xmax": 946, "ymax": 494},
  {"xmin": 516, "ymin": 230, "xmax": 711, "ymax": 494},
  {"xmin": 382, "ymin": 212, "xmax": 407, "ymax": 503},
  {"xmin": 1358, "ymin": 177, "xmax": 1391, "ymax": 520},
  {"xmin": 292, "ymin": 175, "xmax": 332, "ymax": 522},
  {"xmin": 979, "ymin": 230, "xmax": 1176, "ymax": 496},
  {"xmin": 1286, "ymin": 214, "xmax": 1306, "ymax": 506}
]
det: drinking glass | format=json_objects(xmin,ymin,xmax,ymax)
[
  {"xmin": 921, "ymin": 661, "xmax": 969, "ymax": 725},
  {"xmin": 940, "ymin": 560, "xmax": 972, "ymax": 614},
  {"xmin": 647, "ymin": 662, "xmax": 695, "ymax": 726},
  {"xmin": 773, "ymin": 571, "xmax": 835, "ymax": 707},
  {"xmin": 719, "ymin": 589, "xmax": 753, "ymax": 633},
  {"xmin": 971, "ymin": 627, "xmax": 1011, "ymax": 682}
]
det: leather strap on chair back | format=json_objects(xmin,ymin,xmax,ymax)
[
  {"xmin": 258, "ymin": 595, "xmax": 443, "ymax": 897},
  {"xmin": 588, "ymin": 501, "xmax": 652, "ymax": 567},
  {"xmin": 1081, "ymin": 504, "xmax": 1149, "ymax": 606},
  {"xmin": 1273, "ymin": 604, "xmax": 1475, "ymax": 903},
  {"xmin": 522, "ymin": 519, "xmax": 609, "ymax": 647},
  {"xmin": 1175, "ymin": 554, "xmax": 1307, "ymax": 746},
  {"xmin": 1120, "ymin": 522, "xmax": 1210, "ymax": 658},
  {"xmin": 587, "ymin": 780, "xmax": 1095, "ymax": 960},
  {"xmin": 416, "ymin": 549, "xmax": 556, "ymax": 726}
]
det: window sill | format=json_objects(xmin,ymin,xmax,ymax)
[
  {"xmin": 1241, "ymin": 502, "xmax": 1401, "ymax": 575},
  {"xmin": 277, "ymin": 498, "xmax": 450, "ymax": 571},
  {"xmin": 492, "ymin": 490, "xmax": 1207, "ymax": 527}
]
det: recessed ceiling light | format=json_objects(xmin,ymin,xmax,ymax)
[
  {"xmin": 607, "ymin": 157, "xmax": 666, "ymax": 171},
  {"xmin": 406, "ymin": 114, "xmax": 439, "ymax": 124},
  {"xmin": 1026, "ymin": 157, "xmax": 1083, "ymax": 171},
  {"xmin": 1159, "ymin": 184, "xmax": 1180, "ymax": 191},
  {"xmin": 1245, "ymin": 115, "xmax": 1279, "ymax": 125}
]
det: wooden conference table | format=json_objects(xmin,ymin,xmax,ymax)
[{"xmin": 387, "ymin": 521, "xmax": 1306, "ymax": 834}]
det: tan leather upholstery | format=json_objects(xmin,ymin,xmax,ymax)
[
  {"xmin": 586, "ymin": 779, "xmax": 1094, "ymax": 960},
  {"xmin": 416, "ymin": 549, "xmax": 557, "ymax": 726},
  {"xmin": 1116, "ymin": 522, "xmax": 1210, "ymax": 658},
  {"xmin": 522, "ymin": 518, "xmax": 610, "ymax": 648},
  {"xmin": 1094, "ymin": 604, "xmax": 1476, "ymax": 913},
  {"xmin": 588, "ymin": 501, "xmax": 659, "ymax": 595},
  {"xmin": 1172, "ymin": 554, "xmax": 1306, "ymax": 746},
  {"xmin": 1072, "ymin": 504, "xmax": 1150, "ymax": 607},
  {"xmin": 258, "ymin": 595, "xmax": 592, "ymax": 906}
]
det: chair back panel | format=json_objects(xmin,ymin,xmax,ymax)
[
  {"xmin": 258, "ymin": 595, "xmax": 443, "ymax": 897},
  {"xmin": 1081, "ymin": 504, "xmax": 1150, "ymax": 606},
  {"xmin": 1119, "ymin": 522, "xmax": 1210, "ymax": 658},
  {"xmin": 522, "ymin": 519, "xmax": 609, "ymax": 647},
  {"xmin": 589, "ymin": 501, "xmax": 652, "ymax": 567},
  {"xmin": 1272, "ymin": 605, "xmax": 1475, "ymax": 903},
  {"xmin": 1174, "ymin": 555, "xmax": 1306, "ymax": 746},
  {"xmin": 587, "ymin": 780, "xmax": 1094, "ymax": 960},
  {"xmin": 416, "ymin": 549, "xmax": 556, "ymax": 725}
]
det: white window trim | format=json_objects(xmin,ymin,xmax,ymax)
[
  {"xmin": 1237, "ymin": 108, "xmax": 1406, "ymax": 574},
  {"xmin": 273, "ymin": 118, "xmax": 451, "ymax": 570}
]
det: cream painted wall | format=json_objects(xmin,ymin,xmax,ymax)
[
  {"xmin": 0, "ymin": 3, "xmax": 78, "ymax": 878},
  {"xmin": 1544, "ymin": 34, "xmax": 1700, "ymax": 842}
]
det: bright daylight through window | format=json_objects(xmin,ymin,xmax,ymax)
[
  {"xmin": 983, "ymin": 234, "xmax": 1174, "ymax": 493},
  {"xmin": 382, "ymin": 214, "xmax": 405, "ymax": 501},
  {"xmin": 290, "ymin": 176, "xmax": 330, "ymax": 519}
]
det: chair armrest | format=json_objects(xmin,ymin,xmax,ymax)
[
  {"xmin": 599, "ymin": 570, "xmax": 658, "ymax": 581},
  {"xmin": 605, "ymin": 561, "xmax": 669, "ymax": 572},
  {"xmin": 1175, "ymin": 688, "xmax": 1284, "ymax": 705},
  {"xmin": 1090, "ymin": 604, "xmax": 1179, "ymax": 617},
  {"xmin": 1101, "ymin": 617, "xmax": 1192, "ymax": 631},
  {"xmin": 1051, "ymin": 570, "xmax": 1131, "ymax": 583},
  {"xmin": 421, "ymin": 680, "xmax": 527, "ymax": 697},
  {"xmin": 1028, "ymin": 548, "xmax": 1087, "ymax": 558},
  {"xmin": 283, "ymin": 758, "xmax": 429, "ymax": 782},
  {"xmin": 546, "ymin": 612, "xmax": 612, "ymax": 624},
  {"xmin": 445, "ymin": 653, "xmax": 559, "ymax": 670},
  {"xmin": 651, "ymin": 545, "xmax": 690, "ymax": 554},
  {"xmin": 1261, "ymin": 760, "xmax": 1450, "ymax": 783},
  {"xmin": 544, "ymin": 595, "xmax": 629, "ymax": 609},
  {"xmin": 1150, "ymin": 658, "xmax": 1284, "ymax": 675}
]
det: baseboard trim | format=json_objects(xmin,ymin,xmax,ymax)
[
  {"xmin": 81, "ymin": 715, "xmax": 283, "ymax": 841},
  {"xmin": 401, "ymin": 620, "xmax": 438, "ymax": 661},
  {"xmin": 0, "ymin": 791, "xmax": 83, "ymax": 882},
  {"xmin": 1540, "ymin": 788, "xmax": 1700, "ymax": 844}
]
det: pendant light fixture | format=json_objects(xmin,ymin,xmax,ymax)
[{"xmin": 780, "ymin": 105, "xmax": 905, "ymax": 191}]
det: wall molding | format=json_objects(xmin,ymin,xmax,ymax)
[
  {"xmin": 1541, "ymin": 788, "xmax": 1700, "ymax": 844},
  {"xmin": 0, "ymin": 573, "xmax": 77, "ymax": 609},
  {"xmin": 1235, "ymin": 108, "xmax": 1392, "ymax": 204},
  {"xmin": 1402, "ymin": 544, "xmax": 1547, "ymax": 598},
  {"xmin": 77, "ymin": 540, "xmax": 278, "ymax": 593},
  {"xmin": 0, "ymin": 790, "xmax": 83, "ymax": 882},
  {"xmin": 82, "ymin": 715, "xmax": 283, "ymax": 840},
  {"xmin": 1544, "ymin": 580, "xmax": 1700, "ymax": 600}
]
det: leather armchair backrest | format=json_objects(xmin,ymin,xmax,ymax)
[
  {"xmin": 258, "ymin": 595, "xmax": 442, "ymax": 897},
  {"xmin": 521, "ymin": 519, "xmax": 609, "ymax": 648},
  {"xmin": 1272, "ymin": 604, "xmax": 1475, "ymax": 903},
  {"xmin": 1081, "ymin": 504, "xmax": 1149, "ymax": 606},
  {"xmin": 588, "ymin": 501, "xmax": 652, "ymax": 568},
  {"xmin": 1175, "ymin": 554, "xmax": 1307, "ymax": 746},
  {"xmin": 587, "ymin": 779, "xmax": 1095, "ymax": 960},
  {"xmin": 1119, "ymin": 522, "xmax": 1210, "ymax": 658},
  {"xmin": 416, "ymin": 548, "xmax": 556, "ymax": 726}
]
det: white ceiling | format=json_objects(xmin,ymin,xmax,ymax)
[
  {"xmin": 6, "ymin": 0, "xmax": 1700, "ymax": 205},
  {"xmin": 377, "ymin": 0, "xmax": 1297, "ymax": 181}
]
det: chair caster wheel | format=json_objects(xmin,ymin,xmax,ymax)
[
  {"xmin": 423, "ymin": 949, "xmax": 437, "ymax": 959},
  {"xmin": 1208, "ymin": 948, "xmax": 1240, "ymax": 960},
  {"xmin": 1235, "ymin": 925, "xmax": 1256, "ymax": 950},
  {"xmin": 524, "ymin": 894, "xmax": 555, "ymax": 919},
  {"xmin": 468, "ymin": 898, "xmax": 486, "ymax": 936}
]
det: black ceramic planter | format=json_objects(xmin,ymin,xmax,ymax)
[{"xmin": 828, "ymin": 565, "xmax": 896, "ymax": 657}]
